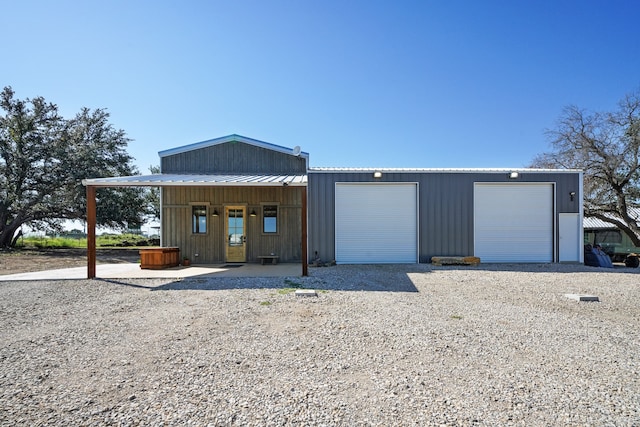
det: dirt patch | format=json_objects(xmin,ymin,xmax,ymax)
[{"xmin": 0, "ymin": 248, "xmax": 140, "ymax": 275}]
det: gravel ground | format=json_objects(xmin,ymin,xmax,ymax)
[{"xmin": 1, "ymin": 263, "xmax": 639, "ymax": 426}]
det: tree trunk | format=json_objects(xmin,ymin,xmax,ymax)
[
  {"xmin": 0, "ymin": 229, "xmax": 17, "ymax": 248},
  {"xmin": 10, "ymin": 229, "xmax": 23, "ymax": 248},
  {"xmin": 620, "ymin": 225, "xmax": 640, "ymax": 248},
  {"xmin": 0, "ymin": 220, "xmax": 23, "ymax": 249}
]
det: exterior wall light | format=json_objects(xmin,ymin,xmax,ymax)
[
  {"xmin": 250, "ymin": 209, "xmax": 257, "ymax": 217},
  {"xmin": 211, "ymin": 208, "xmax": 219, "ymax": 217},
  {"xmin": 509, "ymin": 172, "xmax": 519, "ymax": 179},
  {"xmin": 373, "ymin": 171, "xmax": 383, "ymax": 178},
  {"xmin": 570, "ymin": 191, "xmax": 576, "ymax": 201}
]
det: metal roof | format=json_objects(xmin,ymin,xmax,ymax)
[
  {"xmin": 82, "ymin": 173, "xmax": 307, "ymax": 187},
  {"xmin": 308, "ymin": 167, "xmax": 582, "ymax": 173},
  {"xmin": 158, "ymin": 134, "xmax": 310, "ymax": 160},
  {"xmin": 583, "ymin": 217, "xmax": 618, "ymax": 229},
  {"xmin": 583, "ymin": 208, "xmax": 640, "ymax": 229}
]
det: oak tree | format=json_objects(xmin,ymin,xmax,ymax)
[
  {"xmin": 532, "ymin": 88, "xmax": 640, "ymax": 246},
  {"xmin": 0, "ymin": 86, "xmax": 147, "ymax": 248}
]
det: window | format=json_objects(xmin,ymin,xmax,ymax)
[
  {"xmin": 192, "ymin": 205, "xmax": 207, "ymax": 234},
  {"xmin": 228, "ymin": 208, "xmax": 244, "ymax": 245},
  {"xmin": 263, "ymin": 205, "xmax": 278, "ymax": 233}
]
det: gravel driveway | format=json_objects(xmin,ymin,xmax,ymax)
[{"xmin": 1, "ymin": 264, "xmax": 639, "ymax": 426}]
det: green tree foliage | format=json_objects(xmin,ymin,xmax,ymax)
[
  {"xmin": 532, "ymin": 88, "xmax": 640, "ymax": 246},
  {"xmin": 145, "ymin": 165, "xmax": 161, "ymax": 222},
  {"xmin": 0, "ymin": 86, "xmax": 147, "ymax": 248}
]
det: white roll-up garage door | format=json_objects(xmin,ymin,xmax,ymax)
[
  {"xmin": 474, "ymin": 183, "xmax": 554, "ymax": 262},
  {"xmin": 335, "ymin": 183, "xmax": 418, "ymax": 263}
]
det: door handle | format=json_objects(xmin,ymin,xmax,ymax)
[{"xmin": 243, "ymin": 235, "xmax": 246, "ymax": 243}]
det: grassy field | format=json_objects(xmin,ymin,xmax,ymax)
[{"xmin": 16, "ymin": 234, "xmax": 159, "ymax": 249}]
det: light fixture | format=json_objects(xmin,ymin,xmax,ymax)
[
  {"xmin": 212, "ymin": 208, "xmax": 219, "ymax": 217},
  {"xmin": 509, "ymin": 171, "xmax": 519, "ymax": 179},
  {"xmin": 373, "ymin": 171, "xmax": 383, "ymax": 178},
  {"xmin": 250, "ymin": 209, "xmax": 257, "ymax": 217},
  {"xmin": 569, "ymin": 191, "xmax": 576, "ymax": 201}
]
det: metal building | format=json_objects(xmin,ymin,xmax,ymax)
[
  {"xmin": 307, "ymin": 168, "xmax": 583, "ymax": 264},
  {"xmin": 84, "ymin": 135, "xmax": 584, "ymax": 276}
]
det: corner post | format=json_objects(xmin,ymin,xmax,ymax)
[
  {"xmin": 302, "ymin": 185, "xmax": 308, "ymax": 276},
  {"xmin": 87, "ymin": 185, "xmax": 97, "ymax": 279}
]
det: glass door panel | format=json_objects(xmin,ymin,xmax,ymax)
[{"xmin": 225, "ymin": 207, "xmax": 246, "ymax": 262}]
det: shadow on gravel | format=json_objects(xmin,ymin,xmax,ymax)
[
  {"xmin": 151, "ymin": 276, "xmax": 420, "ymax": 293},
  {"xmin": 99, "ymin": 264, "xmax": 425, "ymax": 292},
  {"xmin": 98, "ymin": 263, "xmax": 639, "ymax": 293},
  {"xmin": 98, "ymin": 279, "xmax": 156, "ymax": 290},
  {"xmin": 433, "ymin": 263, "xmax": 640, "ymax": 274}
]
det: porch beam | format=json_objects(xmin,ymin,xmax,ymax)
[
  {"xmin": 302, "ymin": 186, "xmax": 308, "ymax": 276},
  {"xmin": 87, "ymin": 185, "xmax": 97, "ymax": 279}
]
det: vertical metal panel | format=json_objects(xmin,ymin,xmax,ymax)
[
  {"xmin": 308, "ymin": 170, "xmax": 582, "ymax": 264},
  {"xmin": 307, "ymin": 173, "xmax": 342, "ymax": 263},
  {"xmin": 161, "ymin": 141, "xmax": 307, "ymax": 174},
  {"xmin": 417, "ymin": 173, "xmax": 474, "ymax": 261}
]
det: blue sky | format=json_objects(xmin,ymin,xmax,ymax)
[{"xmin": 3, "ymin": 0, "xmax": 639, "ymax": 171}]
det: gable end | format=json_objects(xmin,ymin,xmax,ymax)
[{"xmin": 160, "ymin": 136, "xmax": 308, "ymax": 174}]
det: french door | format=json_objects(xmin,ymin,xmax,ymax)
[{"xmin": 225, "ymin": 206, "xmax": 246, "ymax": 262}]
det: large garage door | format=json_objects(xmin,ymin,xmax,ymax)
[
  {"xmin": 335, "ymin": 183, "xmax": 418, "ymax": 263},
  {"xmin": 474, "ymin": 183, "xmax": 554, "ymax": 262}
]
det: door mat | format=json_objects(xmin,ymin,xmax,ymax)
[{"xmin": 222, "ymin": 264, "xmax": 243, "ymax": 268}]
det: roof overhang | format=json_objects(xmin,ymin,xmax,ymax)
[
  {"xmin": 309, "ymin": 167, "xmax": 583, "ymax": 174},
  {"xmin": 82, "ymin": 173, "xmax": 307, "ymax": 187}
]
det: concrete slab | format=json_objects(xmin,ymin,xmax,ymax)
[
  {"xmin": 295, "ymin": 289, "xmax": 318, "ymax": 297},
  {"xmin": 0, "ymin": 263, "xmax": 303, "ymax": 281},
  {"xmin": 564, "ymin": 293, "xmax": 600, "ymax": 302}
]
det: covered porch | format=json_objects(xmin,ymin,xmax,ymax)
[{"xmin": 82, "ymin": 173, "xmax": 308, "ymax": 279}]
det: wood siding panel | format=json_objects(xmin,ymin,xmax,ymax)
[{"xmin": 161, "ymin": 186, "xmax": 303, "ymax": 263}]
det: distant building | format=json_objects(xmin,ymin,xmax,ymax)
[{"xmin": 583, "ymin": 209, "xmax": 640, "ymax": 262}]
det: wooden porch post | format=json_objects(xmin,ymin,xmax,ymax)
[
  {"xmin": 87, "ymin": 185, "xmax": 97, "ymax": 279},
  {"xmin": 302, "ymin": 185, "xmax": 308, "ymax": 276}
]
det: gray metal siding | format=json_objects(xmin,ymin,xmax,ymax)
[
  {"xmin": 419, "ymin": 173, "xmax": 474, "ymax": 262},
  {"xmin": 308, "ymin": 171, "xmax": 582, "ymax": 263},
  {"xmin": 161, "ymin": 141, "xmax": 307, "ymax": 175}
]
